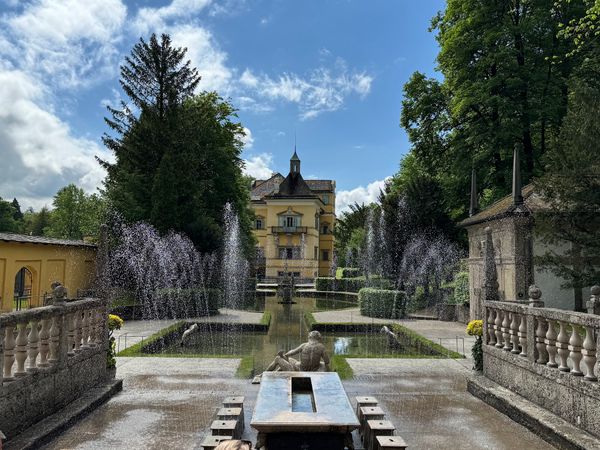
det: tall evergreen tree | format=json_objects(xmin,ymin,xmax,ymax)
[
  {"xmin": 11, "ymin": 198, "xmax": 23, "ymax": 222},
  {"xmin": 99, "ymin": 33, "xmax": 201, "ymax": 223},
  {"xmin": 0, "ymin": 197, "xmax": 19, "ymax": 232}
]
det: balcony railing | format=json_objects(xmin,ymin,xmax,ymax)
[{"xmin": 271, "ymin": 226, "xmax": 308, "ymax": 234}]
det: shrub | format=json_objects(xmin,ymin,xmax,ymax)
[
  {"xmin": 335, "ymin": 267, "xmax": 361, "ymax": 279},
  {"xmin": 316, "ymin": 276, "xmax": 392, "ymax": 293},
  {"xmin": 451, "ymin": 271, "xmax": 470, "ymax": 304},
  {"xmin": 152, "ymin": 288, "xmax": 221, "ymax": 318},
  {"xmin": 359, "ymin": 288, "xmax": 406, "ymax": 318}
]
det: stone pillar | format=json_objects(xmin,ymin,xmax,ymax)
[
  {"xmin": 586, "ymin": 286, "xmax": 600, "ymax": 315},
  {"xmin": 482, "ymin": 227, "xmax": 499, "ymax": 307}
]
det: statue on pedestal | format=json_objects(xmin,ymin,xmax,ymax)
[{"xmin": 252, "ymin": 331, "xmax": 331, "ymax": 383}]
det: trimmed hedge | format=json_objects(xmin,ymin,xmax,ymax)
[
  {"xmin": 152, "ymin": 288, "xmax": 221, "ymax": 318},
  {"xmin": 335, "ymin": 267, "xmax": 361, "ymax": 279},
  {"xmin": 451, "ymin": 271, "xmax": 469, "ymax": 304},
  {"xmin": 316, "ymin": 276, "xmax": 392, "ymax": 293},
  {"xmin": 359, "ymin": 288, "xmax": 406, "ymax": 318}
]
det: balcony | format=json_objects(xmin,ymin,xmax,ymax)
[{"xmin": 271, "ymin": 226, "xmax": 308, "ymax": 234}]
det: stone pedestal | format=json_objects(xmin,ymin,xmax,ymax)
[{"xmin": 251, "ymin": 372, "xmax": 360, "ymax": 449}]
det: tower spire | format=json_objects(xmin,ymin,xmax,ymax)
[
  {"xmin": 469, "ymin": 165, "xmax": 478, "ymax": 217},
  {"xmin": 512, "ymin": 143, "xmax": 523, "ymax": 206}
]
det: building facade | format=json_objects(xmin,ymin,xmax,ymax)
[
  {"xmin": 250, "ymin": 150, "xmax": 335, "ymax": 279},
  {"xmin": 0, "ymin": 233, "xmax": 97, "ymax": 312}
]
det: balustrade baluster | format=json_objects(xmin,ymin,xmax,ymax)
[
  {"xmin": 74, "ymin": 311, "xmax": 82, "ymax": 353},
  {"xmin": 26, "ymin": 319, "xmax": 40, "ymax": 372},
  {"xmin": 495, "ymin": 309, "xmax": 504, "ymax": 348},
  {"xmin": 38, "ymin": 317, "xmax": 51, "ymax": 367},
  {"xmin": 556, "ymin": 321, "xmax": 570, "ymax": 372},
  {"xmin": 569, "ymin": 326, "xmax": 584, "ymax": 376},
  {"xmin": 14, "ymin": 323, "xmax": 28, "ymax": 377},
  {"xmin": 3, "ymin": 325, "xmax": 15, "ymax": 381},
  {"xmin": 545, "ymin": 320, "xmax": 558, "ymax": 368},
  {"xmin": 518, "ymin": 314, "xmax": 527, "ymax": 357},
  {"xmin": 535, "ymin": 317, "xmax": 548, "ymax": 364},
  {"xmin": 49, "ymin": 315, "xmax": 60, "ymax": 363},
  {"xmin": 81, "ymin": 309, "xmax": 90, "ymax": 349},
  {"xmin": 502, "ymin": 312, "xmax": 512, "ymax": 351},
  {"xmin": 67, "ymin": 313, "xmax": 75, "ymax": 356},
  {"xmin": 87, "ymin": 309, "xmax": 96, "ymax": 348},
  {"xmin": 510, "ymin": 313, "xmax": 520, "ymax": 354},
  {"xmin": 487, "ymin": 308, "xmax": 496, "ymax": 346},
  {"xmin": 582, "ymin": 326, "xmax": 597, "ymax": 381}
]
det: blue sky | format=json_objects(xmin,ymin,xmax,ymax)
[{"xmin": 0, "ymin": 0, "xmax": 445, "ymax": 212}]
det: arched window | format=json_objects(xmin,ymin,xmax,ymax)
[{"xmin": 14, "ymin": 267, "xmax": 33, "ymax": 310}]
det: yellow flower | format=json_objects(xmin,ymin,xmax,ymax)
[
  {"xmin": 466, "ymin": 319, "xmax": 483, "ymax": 337},
  {"xmin": 108, "ymin": 314, "xmax": 124, "ymax": 331}
]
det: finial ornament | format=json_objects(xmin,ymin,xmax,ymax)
[
  {"xmin": 469, "ymin": 165, "xmax": 478, "ymax": 217},
  {"xmin": 512, "ymin": 143, "xmax": 523, "ymax": 206}
]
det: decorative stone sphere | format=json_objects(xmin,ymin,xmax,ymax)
[
  {"xmin": 528, "ymin": 285, "xmax": 542, "ymax": 300},
  {"xmin": 592, "ymin": 285, "xmax": 600, "ymax": 296}
]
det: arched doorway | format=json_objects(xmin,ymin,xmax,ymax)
[{"xmin": 14, "ymin": 267, "xmax": 33, "ymax": 310}]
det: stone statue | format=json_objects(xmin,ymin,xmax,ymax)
[
  {"xmin": 51, "ymin": 281, "xmax": 68, "ymax": 303},
  {"xmin": 252, "ymin": 331, "xmax": 331, "ymax": 383}
]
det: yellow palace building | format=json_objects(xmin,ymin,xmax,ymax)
[{"xmin": 250, "ymin": 150, "xmax": 335, "ymax": 280}]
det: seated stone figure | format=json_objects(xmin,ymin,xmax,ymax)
[{"xmin": 253, "ymin": 331, "xmax": 331, "ymax": 383}]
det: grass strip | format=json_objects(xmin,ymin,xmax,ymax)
[
  {"xmin": 117, "ymin": 321, "xmax": 186, "ymax": 356},
  {"xmin": 260, "ymin": 311, "xmax": 272, "ymax": 327},
  {"xmin": 392, "ymin": 324, "xmax": 464, "ymax": 358},
  {"xmin": 236, "ymin": 355, "xmax": 256, "ymax": 378},
  {"xmin": 331, "ymin": 355, "xmax": 354, "ymax": 379}
]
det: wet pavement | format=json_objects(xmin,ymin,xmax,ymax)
[{"xmin": 43, "ymin": 356, "xmax": 555, "ymax": 450}]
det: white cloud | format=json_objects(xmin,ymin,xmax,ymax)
[
  {"xmin": 0, "ymin": 70, "xmax": 112, "ymax": 210},
  {"xmin": 239, "ymin": 127, "xmax": 254, "ymax": 148},
  {"xmin": 336, "ymin": 177, "xmax": 391, "ymax": 214},
  {"xmin": 4, "ymin": 0, "xmax": 127, "ymax": 89},
  {"xmin": 239, "ymin": 67, "xmax": 373, "ymax": 120},
  {"xmin": 169, "ymin": 25, "xmax": 233, "ymax": 93},
  {"xmin": 133, "ymin": 0, "xmax": 212, "ymax": 35},
  {"xmin": 243, "ymin": 153, "xmax": 274, "ymax": 179}
]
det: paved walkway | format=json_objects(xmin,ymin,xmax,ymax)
[
  {"xmin": 43, "ymin": 356, "xmax": 554, "ymax": 450},
  {"xmin": 313, "ymin": 308, "xmax": 476, "ymax": 360},
  {"xmin": 113, "ymin": 309, "xmax": 264, "ymax": 352}
]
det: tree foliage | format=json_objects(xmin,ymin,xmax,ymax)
[
  {"xmin": 100, "ymin": 33, "xmax": 253, "ymax": 253},
  {"xmin": 45, "ymin": 184, "xmax": 106, "ymax": 241},
  {"xmin": 398, "ymin": 0, "xmax": 588, "ymax": 220},
  {"xmin": 0, "ymin": 197, "xmax": 19, "ymax": 232}
]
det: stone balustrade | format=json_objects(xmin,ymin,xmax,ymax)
[
  {"xmin": 484, "ymin": 299, "xmax": 600, "ymax": 382},
  {"xmin": 0, "ymin": 298, "xmax": 110, "ymax": 439},
  {"xmin": 482, "ymin": 287, "xmax": 600, "ymax": 438}
]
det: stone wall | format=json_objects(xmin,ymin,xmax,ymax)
[
  {"xmin": 0, "ymin": 299, "xmax": 110, "ymax": 439},
  {"xmin": 482, "ymin": 299, "xmax": 600, "ymax": 438}
]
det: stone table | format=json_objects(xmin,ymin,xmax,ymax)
[{"xmin": 250, "ymin": 371, "xmax": 360, "ymax": 449}]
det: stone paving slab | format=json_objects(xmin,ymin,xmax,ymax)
[
  {"xmin": 313, "ymin": 308, "xmax": 476, "ymax": 358},
  {"xmin": 42, "ymin": 356, "xmax": 556, "ymax": 450}
]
